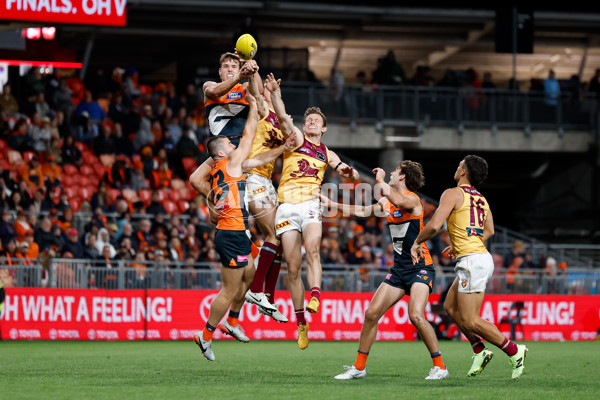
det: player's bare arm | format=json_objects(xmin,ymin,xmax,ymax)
[
  {"xmin": 203, "ymin": 59, "xmax": 257, "ymax": 99},
  {"xmin": 328, "ymin": 150, "xmax": 359, "ymax": 182},
  {"xmin": 189, "ymin": 157, "xmax": 215, "ymax": 197},
  {"xmin": 482, "ymin": 208, "xmax": 495, "ymax": 241},
  {"xmin": 228, "ymin": 92, "xmax": 259, "ymax": 174},
  {"xmin": 373, "ymin": 167, "xmax": 420, "ymax": 211},
  {"xmin": 242, "ymin": 132, "xmax": 297, "ymax": 170},
  {"xmin": 265, "ymin": 73, "xmax": 303, "ymax": 146},
  {"xmin": 317, "ymin": 193, "xmax": 383, "ymax": 219},
  {"xmin": 247, "ymin": 70, "xmax": 269, "ymax": 119},
  {"xmin": 410, "ymin": 188, "xmax": 462, "ymax": 264}
]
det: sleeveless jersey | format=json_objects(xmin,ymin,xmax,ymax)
[
  {"xmin": 383, "ymin": 195, "xmax": 433, "ymax": 268},
  {"xmin": 205, "ymin": 83, "xmax": 249, "ymax": 140},
  {"xmin": 210, "ymin": 158, "xmax": 249, "ymax": 231},
  {"xmin": 277, "ymin": 135, "xmax": 329, "ymax": 204},
  {"xmin": 447, "ymin": 186, "xmax": 490, "ymax": 257},
  {"xmin": 247, "ymin": 109, "xmax": 285, "ymax": 178}
]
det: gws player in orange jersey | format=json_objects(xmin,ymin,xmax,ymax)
[
  {"xmin": 191, "ymin": 93, "xmax": 296, "ymax": 361},
  {"xmin": 267, "ymin": 73, "xmax": 359, "ymax": 349},
  {"xmin": 319, "ymin": 161, "xmax": 449, "ymax": 380},
  {"xmin": 204, "ymin": 52, "xmax": 259, "ymax": 147},
  {"xmin": 411, "ymin": 155, "xmax": 528, "ymax": 379}
]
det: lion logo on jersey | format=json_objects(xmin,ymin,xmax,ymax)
[
  {"xmin": 290, "ymin": 159, "xmax": 320, "ymax": 179},
  {"xmin": 262, "ymin": 128, "xmax": 284, "ymax": 148}
]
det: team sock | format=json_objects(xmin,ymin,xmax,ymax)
[
  {"xmin": 227, "ymin": 310, "xmax": 240, "ymax": 327},
  {"xmin": 250, "ymin": 242, "xmax": 278, "ymax": 293},
  {"xmin": 354, "ymin": 350, "xmax": 369, "ymax": 371},
  {"xmin": 469, "ymin": 337, "xmax": 486, "ymax": 354},
  {"xmin": 500, "ymin": 338, "xmax": 518, "ymax": 357},
  {"xmin": 203, "ymin": 322, "xmax": 216, "ymax": 341},
  {"xmin": 295, "ymin": 308, "xmax": 306, "ymax": 326},
  {"xmin": 310, "ymin": 287, "xmax": 321, "ymax": 301},
  {"xmin": 264, "ymin": 253, "xmax": 282, "ymax": 301},
  {"xmin": 431, "ymin": 351, "xmax": 446, "ymax": 369}
]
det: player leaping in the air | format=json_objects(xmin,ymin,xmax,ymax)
[
  {"xmin": 319, "ymin": 161, "xmax": 449, "ymax": 380},
  {"xmin": 410, "ymin": 155, "xmax": 528, "ymax": 379},
  {"xmin": 190, "ymin": 92, "xmax": 295, "ymax": 361},
  {"xmin": 267, "ymin": 73, "xmax": 359, "ymax": 350}
]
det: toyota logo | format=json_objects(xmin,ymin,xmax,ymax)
[
  {"xmin": 49, "ymin": 329, "xmax": 58, "ymax": 340},
  {"xmin": 199, "ymin": 294, "xmax": 218, "ymax": 321},
  {"xmin": 87, "ymin": 329, "xmax": 96, "ymax": 340},
  {"xmin": 9, "ymin": 328, "xmax": 18, "ymax": 340}
]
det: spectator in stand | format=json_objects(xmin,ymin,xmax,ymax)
[
  {"xmin": 96, "ymin": 244, "xmax": 117, "ymax": 288},
  {"xmin": 24, "ymin": 229, "xmax": 38, "ymax": 259},
  {"xmin": 28, "ymin": 114, "xmax": 52, "ymax": 152},
  {"xmin": 130, "ymin": 161, "xmax": 148, "ymax": 191},
  {"xmin": 55, "ymin": 191, "xmax": 71, "ymax": 214},
  {"xmin": 118, "ymin": 223, "xmax": 134, "ymax": 246},
  {"xmin": 166, "ymin": 85, "xmax": 181, "ymax": 113},
  {"xmin": 95, "ymin": 227, "xmax": 116, "ymax": 258},
  {"xmin": 380, "ymin": 242, "xmax": 395, "ymax": 268},
  {"xmin": 184, "ymin": 83, "xmax": 199, "ymax": 114},
  {"xmin": 24, "ymin": 67, "xmax": 45, "ymax": 96},
  {"xmin": 157, "ymin": 128, "xmax": 176, "ymax": 154},
  {"xmin": 151, "ymin": 160, "xmax": 172, "ymax": 190},
  {"xmin": 133, "ymin": 218, "xmax": 155, "ymax": 251},
  {"xmin": 168, "ymin": 236, "xmax": 185, "ymax": 262},
  {"xmin": 323, "ymin": 246, "xmax": 345, "ymax": 265},
  {"xmin": 544, "ymin": 69, "xmax": 561, "ymax": 107},
  {"xmin": 94, "ymin": 123, "xmax": 117, "ymax": 157},
  {"xmin": 146, "ymin": 191, "xmax": 167, "ymax": 216},
  {"xmin": 1, "ymin": 238, "xmax": 18, "ymax": 261},
  {"xmin": 150, "ymin": 119, "xmax": 163, "ymax": 144},
  {"xmin": 46, "ymin": 137, "xmax": 63, "ymax": 164},
  {"xmin": 75, "ymin": 111, "xmax": 98, "ymax": 143},
  {"xmin": 75, "ymin": 90, "xmax": 106, "ymax": 121},
  {"xmin": 29, "ymin": 188, "xmax": 48, "ymax": 214},
  {"xmin": 35, "ymin": 93, "xmax": 51, "ymax": 118},
  {"xmin": 105, "ymin": 159, "xmax": 132, "ymax": 190},
  {"xmin": 9, "ymin": 118, "xmax": 31, "ymax": 152},
  {"xmin": 503, "ymin": 240, "xmax": 531, "ymax": 269},
  {"xmin": 151, "ymin": 211, "xmax": 169, "ymax": 236},
  {"xmin": 140, "ymin": 146, "xmax": 155, "ymax": 176},
  {"xmin": 167, "ymin": 116, "xmax": 182, "ymax": 144},
  {"xmin": 8, "ymin": 191, "xmax": 25, "ymax": 213},
  {"xmin": 42, "ymin": 155, "xmax": 61, "ymax": 188},
  {"xmin": 35, "ymin": 217, "xmax": 59, "ymax": 251},
  {"xmin": 52, "ymin": 80, "xmax": 75, "ymax": 123},
  {"xmin": 113, "ymin": 122, "xmax": 133, "ymax": 157},
  {"xmin": 22, "ymin": 156, "xmax": 44, "ymax": 189},
  {"xmin": 372, "ymin": 50, "xmax": 406, "ymax": 86},
  {"xmin": 61, "ymin": 135, "xmax": 83, "ymax": 166},
  {"xmin": 91, "ymin": 181, "xmax": 112, "ymax": 212},
  {"xmin": 0, "ymin": 210, "xmax": 17, "ymax": 245},
  {"xmin": 482, "ymin": 72, "xmax": 497, "ymax": 89},
  {"xmin": 83, "ymin": 233, "xmax": 99, "ymax": 259},
  {"xmin": 176, "ymin": 125, "xmax": 202, "ymax": 159},
  {"xmin": 13, "ymin": 210, "xmax": 32, "ymax": 242},
  {"xmin": 0, "ymin": 83, "xmax": 19, "ymax": 113},
  {"xmin": 123, "ymin": 104, "xmax": 141, "ymax": 138},
  {"xmin": 60, "ymin": 228, "xmax": 84, "ymax": 259},
  {"xmin": 108, "ymin": 91, "xmax": 127, "ymax": 125},
  {"xmin": 133, "ymin": 105, "xmax": 155, "ymax": 151},
  {"xmin": 123, "ymin": 68, "xmax": 141, "ymax": 97}
]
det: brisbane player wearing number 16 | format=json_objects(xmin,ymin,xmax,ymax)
[{"xmin": 410, "ymin": 155, "xmax": 528, "ymax": 379}]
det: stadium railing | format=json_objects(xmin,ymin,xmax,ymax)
[
  {"xmin": 280, "ymin": 83, "xmax": 598, "ymax": 132},
  {"xmin": 1, "ymin": 259, "xmax": 597, "ymax": 295}
]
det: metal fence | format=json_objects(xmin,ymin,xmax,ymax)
[
  {"xmin": 1, "ymin": 259, "xmax": 597, "ymax": 295},
  {"xmin": 281, "ymin": 83, "xmax": 598, "ymax": 132}
]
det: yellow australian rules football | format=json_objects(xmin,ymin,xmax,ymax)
[{"xmin": 235, "ymin": 33, "xmax": 258, "ymax": 60}]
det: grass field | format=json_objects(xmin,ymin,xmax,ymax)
[{"xmin": 2, "ymin": 340, "xmax": 599, "ymax": 400}]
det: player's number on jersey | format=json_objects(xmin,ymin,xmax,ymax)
[
  {"xmin": 469, "ymin": 196, "xmax": 486, "ymax": 227},
  {"xmin": 213, "ymin": 169, "xmax": 247, "ymax": 211}
]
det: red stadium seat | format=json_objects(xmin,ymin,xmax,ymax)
[
  {"xmin": 83, "ymin": 153, "xmax": 98, "ymax": 166},
  {"xmin": 122, "ymin": 188, "xmax": 139, "ymax": 202},
  {"xmin": 23, "ymin": 151, "xmax": 36, "ymax": 163},
  {"xmin": 74, "ymin": 141, "xmax": 86, "ymax": 153},
  {"xmin": 61, "ymin": 175, "xmax": 74, "ymax": 187},
  {"xmin": 169, "ymin": 190, "xmax": 182, "ymax": 202},
  {"xmin": 69, "ymin": 198, "xmax": 81, "ymax": 211},
  {"xmin": 79, "ymin": 187, "xmax": 94, "ymax": 202},
  {"xmin": 80, "ymin": 165, "xmax": 94, "ymax": 176},
  {"xmin": 138, "ymin": 189, "xmax": 152, "ymax": 205},
  {"xmin": 157, "ymin": 190, "xmax": 166, "ymax": 202},
  {"xmin": 178, "ymin": 200, "xmax": 190, "ymax": 213},
  {"xmin": 0, "ymin": 139, "xmax": 8, "ymax": 157},
  {"xmin": 182, "ymin": 157, "xmax": 197, "ymax": 175},
  {"xmin": 63, "ymin": 164, "xmax": 78, "ymax": 176},
  {"xmin": 63, "ymin": 187, "xmax": 76, "ymax": 198},
  {"xmin": 7, "ymin": 150, "xmax": 23, "ymax": 165},
  {"xmin": 139, "ymin": 84, "xmax": 153, "ymax": 95},
  {"xmin": 108, "ymin": 188, "xmax": 120, "ymax": 203},
  {"xmin": 79, "ymin": 176, "xmax": 91, "ymax": 187},
  {"xmin": 162, "ymin": 200, "xmax": 178, "ymax": 215},
  {"xmin": 93, "ymin": 163, "xmax": 106, "ymax": 178},
  {"xmin": 171, "ymin": 178, "xmax": 186, "ymax": 190}
]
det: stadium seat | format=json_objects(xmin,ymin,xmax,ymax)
[
  {"xmin": 182, "ymin": 157, "xmax": 197, "ymax": 174},
  {"xmin": 23, "ymin": 151, "xmax": 36, "ymax": 163},
  {"xmin": 107, "ymin": 188, "xmax": 120, "ymax": 203},
  {"xmin": 79, "ymin": 176, "xmax": 92, "ymax": 187},
  {"xmin": 162, "ymin": 200, "xmax": 178, "ymax": 214},
  {"xmin": 93, "ymin": 163, "xmax": 105, "ymax": 178},
  {"xmin": 69, "ymin": 198, "xmax": 81, "ymax": 212},
  {"xmin": 80, "ymin": 165, "xmax": 94, "ymax": 176},
  {"xmin": 89, "ymin": 176, "xmax": 100, "ymax": 188},
  {"xmin": 62, "ymin": 175, "xmax": 74, "ymax": 187},
  {"xmin": 7, "ymin": 150, "xmax": 23, "ymax": 165},
  {"xmin": 139, "ymin": 84, "xmax": 153, "ymax": 95},
  {"xmin": 169, "ymin": 190, "xmax": 182, "ymax": 202},
  {"xmin": 171, "ymin": 179, "xmax": 186, "ymax": 190},
  {"xmin": 83, "ymin": 153, "xmax": 98, "ymax": 166},
  {"xmin": 63, "ymin": 164, "xmax": 78, "ymax": 176},
  {"xmin": 157, "ymin": 190, "xmax": 166, "ymax": 202},
  {"xmin": 178, "ymin": 200, "xmax": 190, "ymax": 213},
  {"xmin": 74, "ymin": 141, "xmax": 86, "ymax": 153},
  {"xmin": 79, "ymin": 187, "xmax": 94, "ymax": 202},
  {"xmin": 0, "ymin": 139, "xmax": 8, "ymax": 157},
  {"xmin": 122, "ymin": 188, "xmax": 139, "ymax": 202},
  {"xmin": 63, "ymin": 187, "xmax": 76, "ymax": 198},
  {"xmin": 138, "ymin": 189, "xmax": 152, "ymax": 205}
]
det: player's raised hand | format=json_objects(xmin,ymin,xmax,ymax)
[
  {"xmin": 410, "ymin": 242, "xmax": 423, "ymax": 265},
  {"xmin": 245, "ymin": 91, "xmax": 257, "ymax": 106},
  {"xmin": 265, "ymin": 73, "xmax": 281, "ymax": 92},
  {"xmin": 315, "ymin": 193, "xmax": 332, "ymax": 208},
  {"xmin": 339, "ymin": 165, "xmax": 354, "ymax": 177},
  {"xmin": 283, "ymin": 132, "xmax": 297, "ymax": 151},
  {"xmin": 372, "ymin": 167, "xmax": 386, "ymax": 182},
  {"xmin": 239, "ymin": 61, "xmax": 255, "ymax": 78}
]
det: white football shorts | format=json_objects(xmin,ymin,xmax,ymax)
[
  {"xmin": 246, "ymin": 173, "xmax": 277, "ymax": 205},
  {"xmin": 274, "ymin": 199, "xmax": 322, "ymax": 236},
  {"xmin": 454, "ymin": 252, "xmax": 494, "ymax": 293}
]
